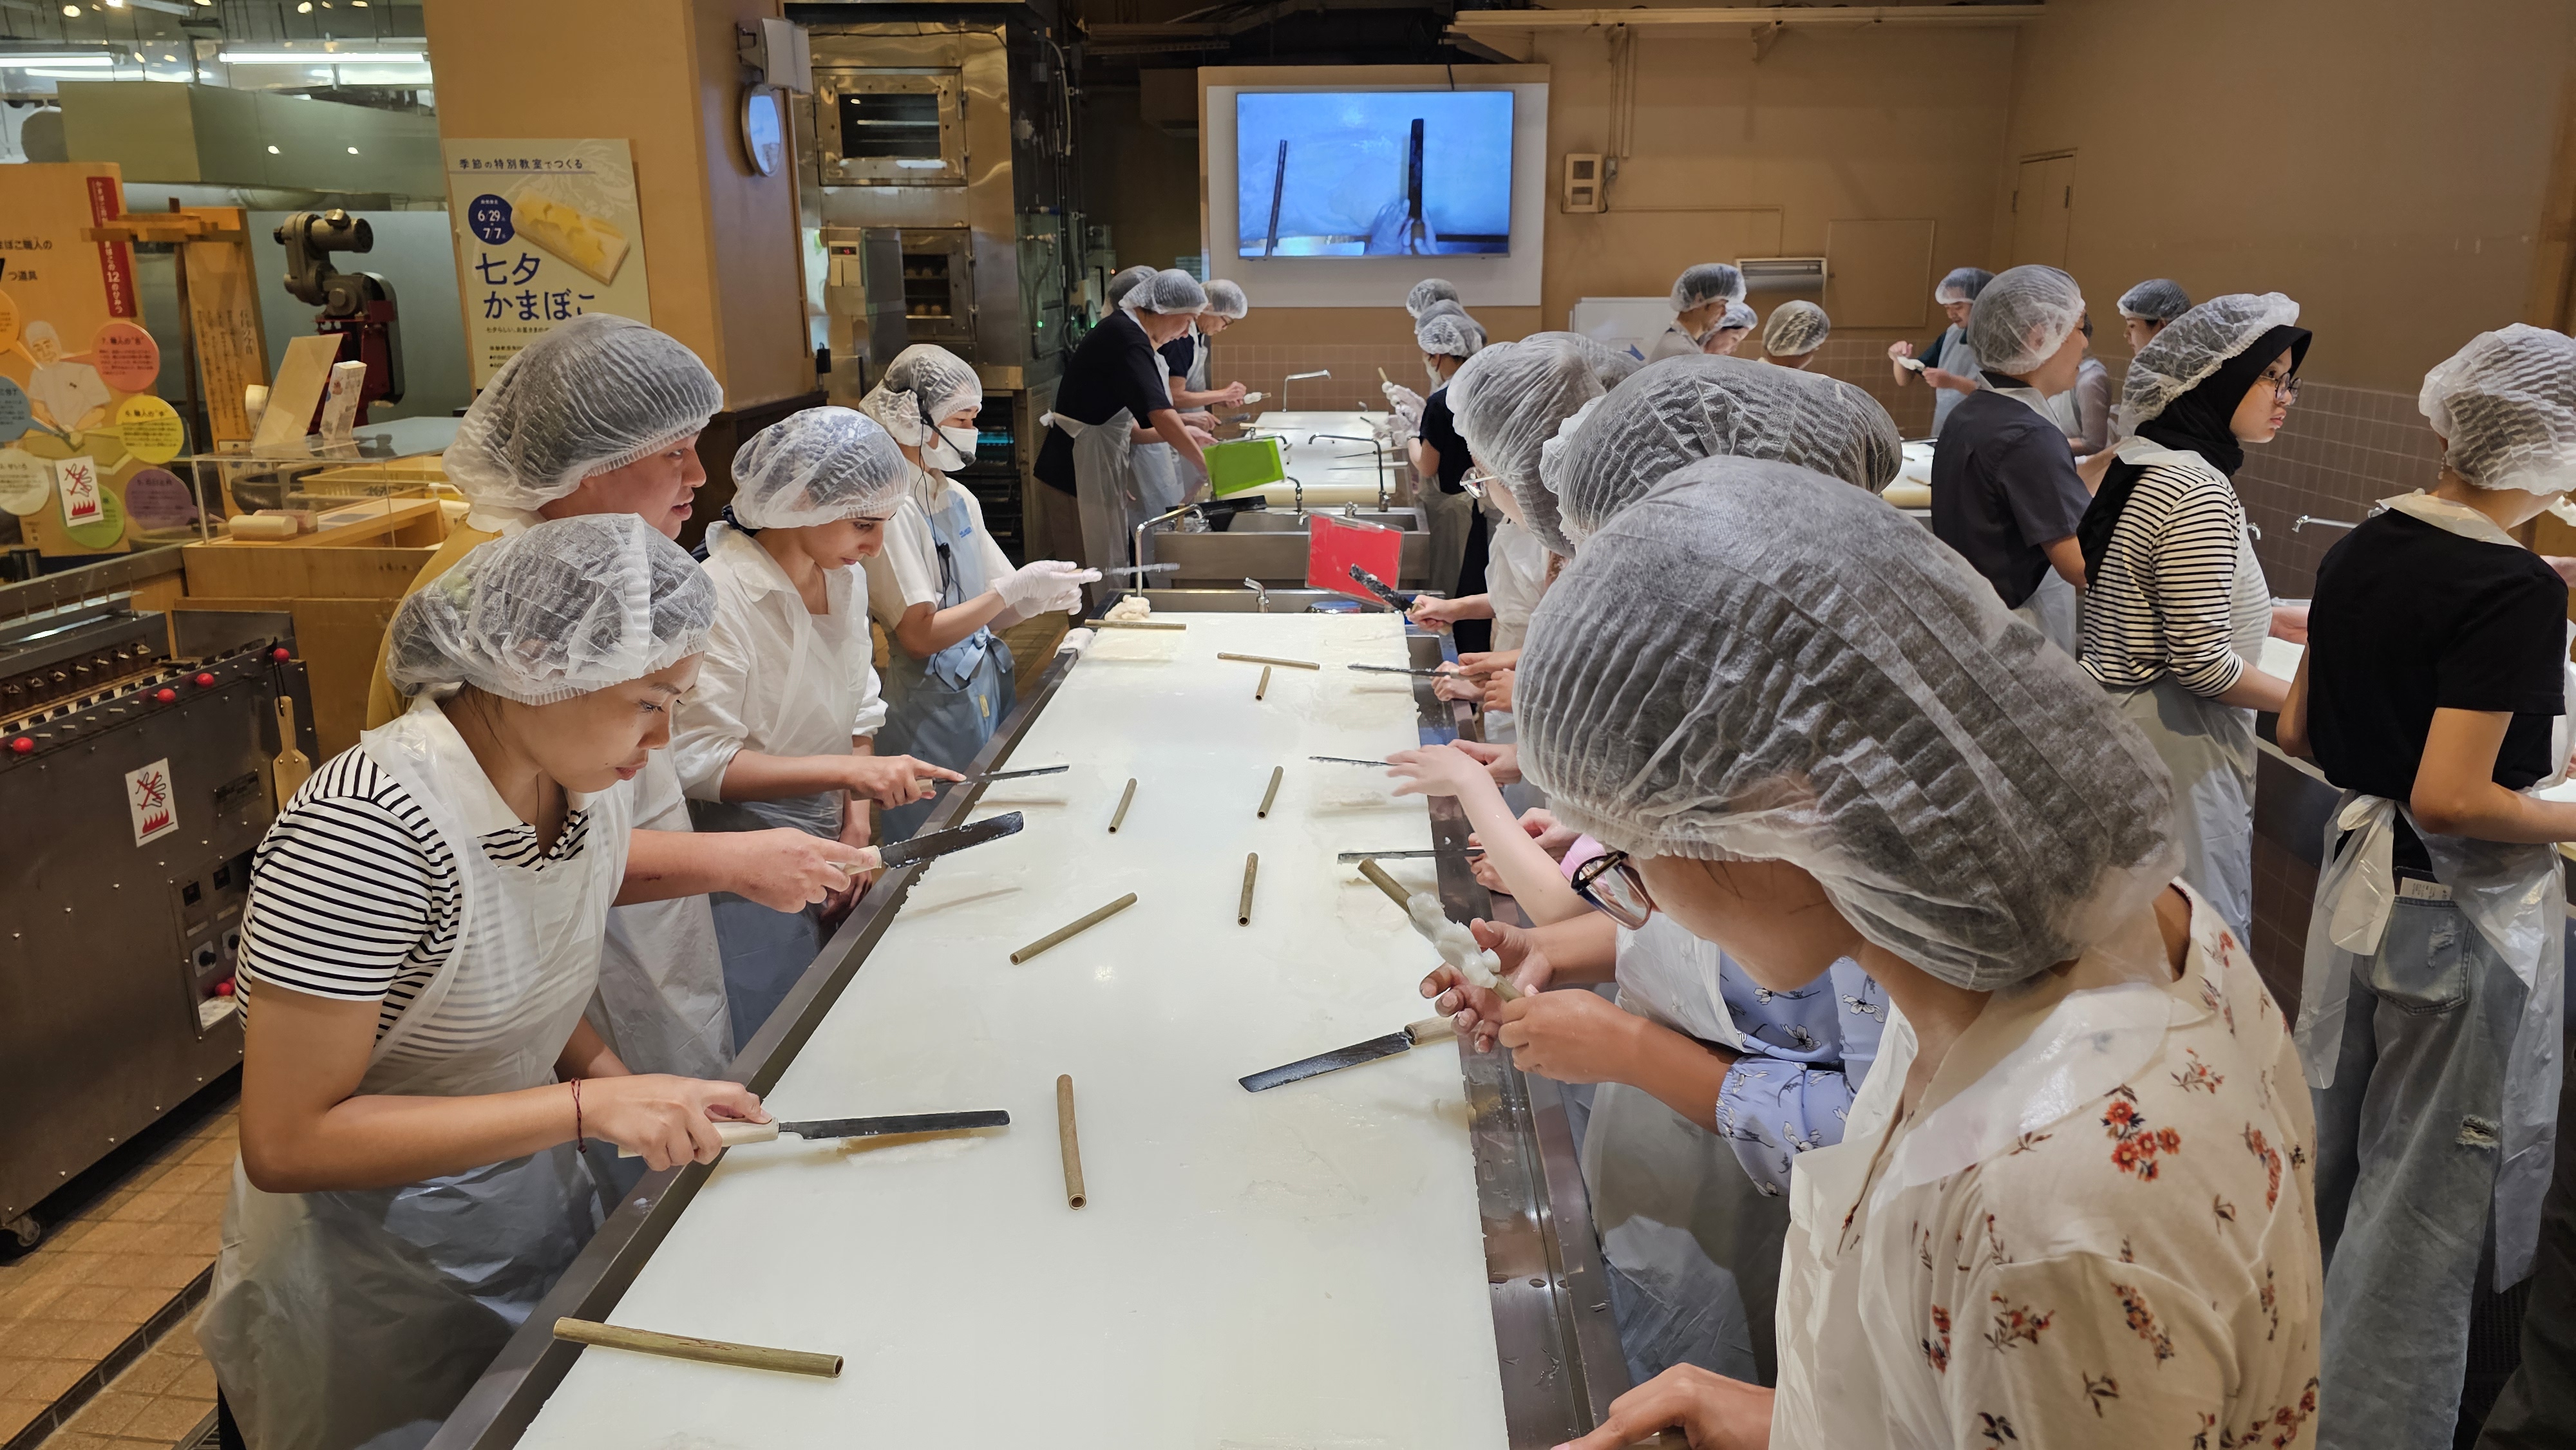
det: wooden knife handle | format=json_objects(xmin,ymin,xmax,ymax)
[
  {"xmin": 1405, "ymin": 1017, "xmax": 1457, "ymax": 1043},
  {"xmin": 614, "ymin": 1118, "xmax": 781, "ymax": 1158}
]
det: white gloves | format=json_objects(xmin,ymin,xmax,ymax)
[
  {"xmin": 1381, "ymin": 381, "xmax": 1426, "ymax": 438},
  {"xmin": 994, "ymin": 559, "xmax": 1097, "ymax": 614}
]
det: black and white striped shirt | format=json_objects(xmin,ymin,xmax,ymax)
[
  {"xmin": 2078, "ymin": 458, "xmax": 2269, "ymax": 697},
  {"xmin": 237, "ymin": 749, "xmax": 598, "ymax": 1039}
]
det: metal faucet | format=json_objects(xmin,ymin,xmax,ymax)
[
  {"xmin": 1284, "ymin": 370, "xmax": 1331, "ymax": 412},
  {"xmin": 1132, "ymin": 503, "xmax": 1199, "ymax": 581},
  {"xmin": 1242, "ymin": 578, "xmax": 1270, "ymax": 614},
  {"xmin": 2293, "ymin": 515, "xmax": 2359, "ymax": 534},
  {"xmin": 1307, "ymin": 433, "xmax": 1392, "ymax": 509}
]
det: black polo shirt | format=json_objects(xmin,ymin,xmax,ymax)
[
  {"xmin": 1417, "ymin": 385, "xmax": 1471, "ymax": 494},
  {"xmin": 1929, "ymin": 381, "xmax": 2091, "ymax": 609},
  {"xmin": 1036, "ymin": 310, "xmax": 1173, "ymax": 494}
]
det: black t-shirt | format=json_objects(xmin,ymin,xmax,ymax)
[
  {"xmin": 2308, "ymin": 510, "xmax": 2567, "ymax": 814},
  {"xmin": 1157, "ymin": 334, "xmax": 1197, "ymax": 390},
  {"xmin": 1927, "ymin": 384, "xmax": 2091, "ymax": 608},
  {"xmin": 1036, "ymin": 312, "xmax": 1173, "ymax": 493},
  {"xmin": 1417, "ymin": 386, "xmax": 1471, "ymax": 494}
]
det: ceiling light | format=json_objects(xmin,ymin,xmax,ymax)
[
  {"xmin": 220, "ymin": 50, "xmax": 422, "ymax": 64},
  {"xmin": 346, "ymin": 146, "xmax": 357, "ymax": 154},
  {"xmin": 265, "ymin": 144, "xmax": 279, "ymax": 153},
  {"xmin": 0, "ymin": 55, "xmax": 117, "ymax": 67},
  {"xmin": 23, "ymin": 68, "xmax": 120, "ymax": 77},
  {"xmin": 105, "ymin": 0, "xmax": 124, "ymax": 8},
  {"xmin": 295, "ymin": 1, "xmax": 310, "ymax": 10},
  {"xmin": 60, "ymin": 4, "xmax": 77, "ymax": 12}
]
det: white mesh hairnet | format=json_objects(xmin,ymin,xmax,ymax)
[
  {"xmin": 1935, "ymin": 266, "xmax": 1994, "ymax": 304},
  {"xmin": 1104, "ymin": 265, "xmax": 1157, "ymax": 309},
  {"xmin": 2116, "ymin": 292, "xmax": 2302, "ymax": 433},
  {"xmin": 1406, "ymin": 278, "xmax": 1461, "ymax": 317},
  {"xmin": 1519, "ymin": 459, "xmax": 2179, "ymax": 990},
  {"xmin": 857, "ymin": 343, "xmax": 983, "ymax": 471},
  {"xmin": 1963, "ymin": 265, "xmax": 2085, "ymax": 379},
  {"xmin": 2116, "ymin": 278, "xmax": 2192, "ymax": 323},
  {"xmin": 1204, "ymin": 279, "xmax": 1249, "ymax": 319},
  {"xmin": 1761, "ymin": 300, "xmax": 1831, "ymax": 357},
  {"xmin": 386, "ymin": 514, "xmax": 715, "ymax": 707},
  {"xmin": 2420, "ymin": 324, "xmax": 2576, "ymax": 495},
  {"xmin": 1670, "ymin": 264, "xmax": 1747, "ymax": 313},
  {"xmin": 441, "ymin": 314, "xmax": 721, "ymax": 515},
  {"xmin": 1450, "ymin": 334, "xmax": 1634, "ymax": 538},
  {"xmin": 1718, "ymin": 301, "xmax": 1757, "ymax": 333},
  {"xmin": 1538, "ymin": 353, "xmax": 1901, "ymax": 552},
  {"xmin": 728, "ymin": 407, "xmax": 907, "ymax": 529},
  {"xmin": 1416, "ymin": 309, "xmax": 1486, "ymax": 359},
  {"xmin": 1121, "ymin": 268, "xmax": 1208, "ymax": 316}
]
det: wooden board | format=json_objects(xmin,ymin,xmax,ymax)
[
  {"xmin": 175, "ymin": 594, "xmax": 402, "ymax": 758},
  {"xmin": 180, "ymin": 539, "xmax": 435, "ymax": 603},
  {"xmin": 179, "ymin": 207, "xmax": 272, "ymax": 445},
  {"xmin": 1824, "ymin": 217, "xmax": 1938, "ymax": 330}
]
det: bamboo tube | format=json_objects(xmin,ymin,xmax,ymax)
[
  {"xmin": 1255, "ymin": 664, "xmax": 1271, "ymax": 700},
  {"xmin": 1356, "ymin": 858, "xmax": 1416, "ymax": 910},
  {"xmin": 1056, "ymin": 1074, "xmax": 1087, "ymax": 1209},
  {"xmin": 1256, "ymin": 765, "xmax": 1283, "ymax": 818},
  {"xmin": 1010, "ymin": 893, "xmax": 1139, "ymax": 964},
  {"xmin": 1238, "ymin": 853, "xmax": 1258, "ymax": 925},
  {"xmin": 1217, "ymin": 651, "xmax": 1320, "ymax": 670},
  {"xmin": 551, "ymin": 1319, "xmax": 841, "ymax": 1379},
  {"xmin": 1108, "ymin": 777, "xmax": 1137, "ymax": 832}
]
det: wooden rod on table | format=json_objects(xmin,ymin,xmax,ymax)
[
  {"xmin": 1092, "ymin": 619, "xmax": 1186, "ymax": 630},
  {"xmin": 1238, "ymin": 852, "xmax": 1258, "ymax": 925},
  {"xmin": 1255, "ymin": 664, "xmax": 1271, "ymax": 700},
  {"xmin": 1010, "ymin": 893, "xmax": 1139, "ymax": 964},
  {"xmin": 1356, "ymin": 858, "xmax": 1416, "ymax": 910},
  {"xmin": 1108, "ymin": 777, "xmax": 1137, "ymax": 833},
  {"xmin": 1056, "ymin": 1074, "xmax": 1087, "ymax": 1209},
  {"xmin": 1256, "ymin": 765, "xmax": 1283, "ymax": 818},
  {"xmin": 551, "ymin": 1319, "xmax": 842, "ymax": 1379},
  {"xmin": 1218, "ymin": 651, "xmax": 1320, "ymax": 670}
]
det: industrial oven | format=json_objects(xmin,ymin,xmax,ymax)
[{"xmin": 0, "ymin": 581, "xmax": 314, "ymax": 1248}]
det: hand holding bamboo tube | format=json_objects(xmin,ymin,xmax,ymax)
[{"xmin": 1356, "ymin": 857, "xmax": 1520, "ymax": 1001}]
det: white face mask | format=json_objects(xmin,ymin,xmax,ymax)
[
  {"xmin": 1425, "ymin": 359, "xmax": 1445, "ymax": 386},
  {"xmin": 938, "ymin": 424, "xmax": 979, "ymax": 459}
]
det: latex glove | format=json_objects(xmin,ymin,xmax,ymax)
[
  {"xmin": 1494, "ymin": 987, "xmax": 1646, "ymax": 1085},
  {"xmin": 1555, "ymin": 1365, "xmax": 1775, "ymax": 1450},
  {"xmin": 1043, "ymin": 581, "xmax": 1089, "ymax": 616},
  {"xmin": 1385, "ymin": 742, "xmax": 1492, "ymax": 801},
  {"xmin": 996, "ymin": 560, "xmax": 1096, "ymax": 612}
]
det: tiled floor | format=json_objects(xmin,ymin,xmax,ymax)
[{"xmin": 0, "ymin": 1107, "xmax": 235, "ymax": 1450}]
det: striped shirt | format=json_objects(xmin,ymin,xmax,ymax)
[
  {"xmin": 236, "ymin": 747, "xmax": 599, "ymax": 1039},
  {"xmin": 2079, "ymin": 458, "xmax": 2269, "ymax": 697}
]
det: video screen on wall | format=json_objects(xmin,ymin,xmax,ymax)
[{"xmin": 1235, "ymin": 90, "xmax": 1514, "ymax": 258}]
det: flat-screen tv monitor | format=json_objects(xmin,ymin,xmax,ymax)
[{"xmin": 1235, "ymin": 90, "xmax": 1514, "ymax": 258}]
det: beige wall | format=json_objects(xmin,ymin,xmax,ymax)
[
  {"xmin": 425, "ymin": 0, "xmax": 812, "ymax": 409},
  {"xmin": 1994, "ymin": 0, "xmax": 2576, "ymax": 393},
  {"xmin": 1082, "ymin": 85, "xmax": 1206, "ymax": 278}
]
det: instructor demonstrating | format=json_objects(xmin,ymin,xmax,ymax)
[{"xmin": 1034, "ymin": 268, "xmax": 1214, "ymax": 597}]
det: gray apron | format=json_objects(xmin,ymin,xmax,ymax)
[
  {"xmin": 1927, "ymin": 323, "xmax": 1977, "ymax": 437},
  {"xmin": 878, "ymin": 485, "xmax": 1014, "ymax": 840},
  {"xmin": 1059, "ymin": 405, "xmax": 1150, "ymax": 610}
]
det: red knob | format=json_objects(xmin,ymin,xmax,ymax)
[
  {"xmin": 214, "ymin": 977, "xmax": 236, "ymax": 997},
  {"xmin": 194, "ymin": 672, "xmax": 217, "ymax": 688},
  {"xmin": 7, "ymin": 737, "xmax": 30, "ymax": 755},
  {"xmin": 270, "ymin": 646, "xmax": 292, "ymax": 662},
  {"xmin": 155, "ymin": 687, "xmax": 177, "ymax": 703}
]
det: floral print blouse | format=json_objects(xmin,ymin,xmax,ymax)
[{"xmin": 1772, "ymin": 886, "xmax": 2324, "ymax": 1449}]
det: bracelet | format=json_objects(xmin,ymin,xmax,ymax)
[{"xmin": 570, "ymin": 1077, "xmax": 585, "ymax": 1153}]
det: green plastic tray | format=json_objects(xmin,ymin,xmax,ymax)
[{"xmin": 1204, "ymin": 435, "xmax": 1286, "ymax": 497}]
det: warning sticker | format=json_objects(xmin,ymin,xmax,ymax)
[{"xmin": 125, "ymin": 757, "xmax": 178, "ymax": 845}]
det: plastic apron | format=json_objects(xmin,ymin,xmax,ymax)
[
  {"xmin": 1926, "ymin": 324, "xmax": 1978, "ymax": 438},
  {"xmin": 589, "ymin": 751, "xmax": 730, "ymax": 1079},
  {"xmin": 1983, "ymin": 378, "xmax": 2083, "ymax": 655},
  {"xmin": 1644, "ymin": 324, "xmax": 1705, "ymax": 364},
  {"xmin": 878, "ymin": 486, "xmax": 1014, "ymax": 842},
  {"xmin": 1054, "ymin": 405, "xmax": 1159, "ymax": 607},
  {"xmin": 2293, "ymin": 489, "xmax": 2570, "ymax": 1288},
  {"xmin": 2099, "ymin": 437, "xmax": 2271, "ymax": 937},
  {"xmin": 202, "ymin": 697, "xmax": 625, "ymax": 1450},
  {"xmin": 1581, "ymin": 914, "xmax": 1787, "ymax": 1384}
]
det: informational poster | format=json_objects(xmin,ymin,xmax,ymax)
[{"xmin": 440, "ymin": 138, "xmax": 653, "ymax": 388}]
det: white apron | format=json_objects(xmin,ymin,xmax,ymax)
[
  {"xmin": 1051, "ymin": 406, "xmax": 1156, "ymax": 610},
  {"xmin": 591, "ymin": 754, "xmax": 732, "ymax": 1078},
  {"xmin": 202, "ymin": 698, "xmax": 630, "ymax": 1450},
  {"xmin": 1927, "ymin": 324, "xmax": 1978, "ymax": 438},
  {"xmin": 2293, "ymin": 489, "xmax": 2570, "ymax": 1287}
]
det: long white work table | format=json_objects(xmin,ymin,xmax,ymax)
[{"xmin": 430, "ymin": 611, "xmax": 1629, "ymax": 1450}]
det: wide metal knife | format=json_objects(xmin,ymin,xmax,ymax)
[
  {"xmin": 618, "ymin": 1109, "xmax": 1011, "ymax": 1155},
  {"xmin": 1347, "ymin": 564, "xmax": 1412, "ymax": 612},
  {"xmin": 1334, "ymin": 847, "xmax": 1482, "ymax": 863},
  {"xmin": 916, "ymin": 764, "xmax": 1070, "ymax": 786},
  {"xmin": 1347, "ymin": 663, "xmax": 1449, "ymax": 679},
  {"xmin": 1239, "ymin": 1018, "xmax": 1457, "ymax": 1092},
  {"xmin": 866, "ymin": 811, "xmax": 1024, "ymax": 872}
]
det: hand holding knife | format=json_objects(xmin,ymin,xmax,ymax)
[{"xmin": 831, "ymin": 812, "xmax": 1025, "ymax": 874}]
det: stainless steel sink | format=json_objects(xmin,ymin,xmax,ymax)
[{"xmin": 1147, "ymin": 506, "xmax": 1430, "ymax": 588}]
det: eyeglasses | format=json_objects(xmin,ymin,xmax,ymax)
[
  {"xmin": 1459, "ymin": 466, "xmax": 1494, "ymax": 502},
  {"xmin": 1570, "ymin": 849, "xmax": 1656, "ymax": 929},
  {"xmin": 2259, "ymin": 369, "xmax": 2301, "ymax": 405}
]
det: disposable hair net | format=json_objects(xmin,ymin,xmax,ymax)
[
  {"xmin": 1121, "ymin": 268, "xmax": 1208, "ymax": 316},
  {"xmin": 1539, "ymin": 353, "xmax": 1900, "ymax": 552},
  {"xmin": 857, "ymin": 343, "xmax": 983, "ymax": 470},
  {"xmin": 1518, "ymin": 459, "xmax": 2179, "ymax": 990},
  {"xmin": 1204, "ymin": 279, "xmax": 1249, "ymax": 319},
  {"xmin": 1762, "ymin": 300, "xmax": 1831, "ymax": 357},
  {"xmin": 1450, "ymin": 334, "xmax": 1632, "ymax": 538},
  {"xmin": 1935, "ymin": 266, "xmax": 1994, "ymax": 305},
  {"xmin": 1670, "ymin": 263, "xmax": 1747, "ymax": 313},
  {"xmin": 1406, "ymin": 278, "xmax": 1461, "ymax": 318},
  {"xmin": 2420, "ymin": 323, "xmax": 2576, "ymax": 494},
  {"xmin": 1963, "ymin": 264, "xmax": 2086, "ymax": 379},
  {"xmin": 386, "ymin": 514, "xmax": 715, "ymax": 707},
  {"xmin": 442, "ymin": 314, "xmax": 721, "ymax": 515},
  {"xmin": 2117, "ymin": 292, "xmax": 2302, "ymax": 433},
  {"xmin": 1104, "ymin": 265, "xmax": 1157, "ymax": 309},
  {"xmin": 2116, "ymin": 278, "xmax": 2192, "ymax": 323},
  {"xmin": 1416, "ymin": 309, "xmax": 1486, "ymax": 359},
  {"xmin": 1717, "ymin": 301, "xmax": 1757, "ymax": 333},
  {"xmin": 728, "ymin": 407, "xmax": 907, "ymax": 529}
]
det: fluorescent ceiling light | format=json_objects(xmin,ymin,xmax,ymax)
[
  {"xmin": 220, "ymin": 50, "xmax": 424, "ymax": 64},
  {"xmin": 23, "ymin": 67, "xmax": 123, "ymax": 77},
  {"xmin": 0, "ymin": 54, "xmax": 118, "ymax": 66}
]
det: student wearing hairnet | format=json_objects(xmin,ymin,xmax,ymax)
[
  {"xmin": 672, "ymin": 408, "xmax": 968, "ymax": 1042},
  {"xmin": 1536, "ymin": 460, "xmax": 2320, "ymax": 1450},
  {"xmin": 1164, "ymin": 278, "xmax": 1251, "ymax": 413},
  {"xmin": 1927, "ymin": 264, "xmax": 2096, "ymax": 654},
  {"xmin": 2074, "ymin": 294, "xmax": 2309, "ymax": 939},
  {"xmin": 1405, "ymin": 276, "xmax": 1461, "ymax": 318},
  {"xmin": 1758, "ymin": 301, "xmax": 1830, "ymax": 371},
  {"xmin": 1101, "ymin": 263, "xmax": 1155, "ymax": 314},
  {"xmin": 1701, "ymin": 301, "xmax": 1756, "ymax": 357},
  {"xmin": 2117, "ymin": 278, "xmax": 2194, "ymax": 353},
  {"xmin": 1034, "ymin": 268, "xmax": 1215, "ymax": 585},
  {"xmin": 863, "ymin": 346, "xmax": 1095, "ymax": 839},
  {"xmin": 1888, "ymin": 265, "xmax": 1994, "ymax": 437},
  {"xmin": 365, "ymin": 315, "xmax": 866, "ymax": 1084},
  {"xmin": 1647, "ymin": 264, "xmax": 1748, "ymax": 364},
  {"xmin": 1407, "ymin": 305, "xmax": 1490, "ymax": 642},
  {"xmin": 2049, "ymin": 312, "xmax": 2115, "ymax": 460},
  {"xmin": 2277, "ymin": 325, "xmax": 2576, "ymax": 1450},
  {"xmin": 202, "ymin": 516, "xmax": 781, "ymax": 1450}
]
